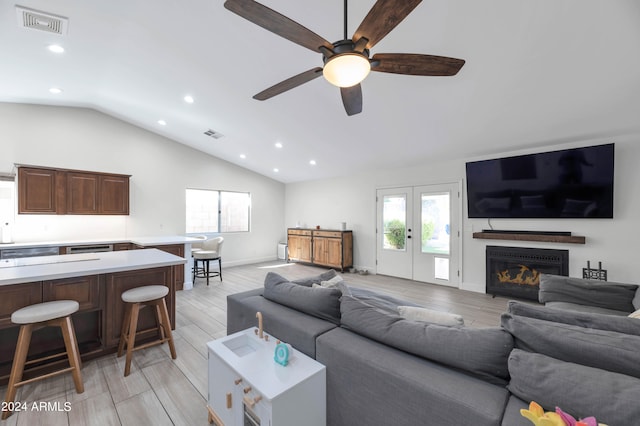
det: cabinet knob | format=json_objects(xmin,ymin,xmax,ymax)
[
  {"xmin": 253, "ymin": 395, "xmax": 263, "ymax": 404},
  {"xmin": 234, "ymin": 378, "xmax": 243, "ymax": 385},
  {"xmin": 243, "ymin": 386, "xmax": 252, "ymax": 394}
]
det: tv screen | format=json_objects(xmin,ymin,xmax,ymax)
[{"xmin": 466, "ymin": 143, "xmax": 615, "ymax": 218}]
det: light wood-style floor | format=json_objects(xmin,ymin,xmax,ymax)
[{"xmin": 0, "ymin": 261, "xmax": 514, "ymax": 425}]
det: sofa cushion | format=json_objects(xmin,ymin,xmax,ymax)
[
  {"xmin": 291, "ymin": 269, "xmax": 338, "ymax": 287},
  {"xmin": 501, "ymin": 312, "xmax": 640, "ymax": 379},
  {"xmin": 317, "ymin": 327, "xmax": 510, "ymax": 426},
  {"xmin": 500, "ymin": 396, "xmax": 534, "ymax": 426},
  {"xmin": 539, "ymin": 274, "xmax": 638, "ymax": 313},
  {"xmin": 397, "ymin": 305, "xmax": 464, "ymax": 326},
  {"xmin": 507, "ymin": 300, "xmax": 640, "ymax": 336},
  {"xmin": 341, "ymin": 295, "xmax": 513, "ymax": 384},
  {"xmin": 634, "ymin": 288, "xmax": 640, "ymax": 310},
  {"xmin": 263, "ymin": 272, "xmax": 341, "ymax": 324},
  {"xmin": 508, "ymin": 349, "xmax": 640, "ymax": 426},
  {"xmin": 545, "ymin": 301, "xmax": 630, "ymax": 316},
  {"xmin": 226, "ymin": 291, "xmax": 336, "ymax": 358}
]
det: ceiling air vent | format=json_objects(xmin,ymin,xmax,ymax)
[
  {"xmin": 16, "ymin": 6, "xmax": 69, "ymax": 35},
  {"xmin": 204, "ymin": 129, "xmax": 224, "ymax": 139}
]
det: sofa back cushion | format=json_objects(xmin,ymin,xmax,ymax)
[
  {"xmin": 263, "ymin": 272, "xmax": 341, "ymax": 324},
  {"xmin": 507, "ymin": 300, "xmax": 640, "ymax": 336},
  {"xmin": 539, "ymin": 274, "xmax": 638, "ymax": 312},
  {"xmin": 508, "ymin": 349, "xmax": 640, "ymax": 426},
  {"xmin": 501, "ymin": 312, "xmax": 640, "ymax": 379},
  {"xmin": 341, "ymin": 295, "xmax": 513, "ymax": 384}
]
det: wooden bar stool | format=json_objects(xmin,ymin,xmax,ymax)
[
  {"xmin": 2, "ymin": 300, "xmax": 84, "ymax": 420},
  {"xmin": 117, "ymin": 285, "xmax": 176, "ymax": 377}
]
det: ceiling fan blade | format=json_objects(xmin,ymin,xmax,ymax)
[
  {"xmin": 224, "ymin": 0, "xmax": 333, "ymax": 53},
  {"xmin": 253, "ymin": 67, "xmax": 323, "ymax": 101},
  {"xmin": 340, "ymin": 84, "xmax": 363, "ymax": 116},
  {"xmin": 371, "ymin": 53, "xmax": 465, "ymax": 76},
  {"xmin": 353, "ymin": 0, "xmax": 422, "ymax": 50}
]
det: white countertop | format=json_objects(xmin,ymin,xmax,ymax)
[
  {"xmin": 0, "ymin": 248, "xmax": 186, "ymax": 286},
  {"xmin": 0, "ymin": 235, "xmax": 201, "ymax": 250}
]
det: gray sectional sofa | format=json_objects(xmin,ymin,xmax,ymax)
[{"xmin": 227, "ymin": 271, "xmax": 640, "ymax": 426}]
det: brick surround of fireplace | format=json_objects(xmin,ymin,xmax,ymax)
[{"xmin": 486, "ymin": 246, "xmax": 569, "ymax": 301}]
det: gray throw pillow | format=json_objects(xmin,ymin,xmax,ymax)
[
  {"xmin": 634, "ymin": 288, "xmax": 640, "ymax": 310},
  {"xmin": 291, "ymin": 269, "xmax": 338, "ymax": 287},
  {"xmin": 263, "ymin": 272, "xmax": 341, "ymax": 324},
  {"xmin": 539, "ymin": 274, "xmax": 638, "ymax": 312},
  {"xmin": 508, "ymin": 349, "xmax": 640, "ymax": 426},
  {"xmin": 397, "ymin": 306, "xmax": 464, "ymax": 326},
  {"xmin": 341, "ymin": 296, "xmax": 513, "ymax": 385},
  {"xmin": 507, "ymin": 300, "xmax": 640, "ymax": 336},
  {"xmin": 501, "ymin": 312, "xmax": 640, "ymax": 379}
]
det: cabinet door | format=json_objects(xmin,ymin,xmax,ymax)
[
  {"xmin": 289, "ymin": 235, "xmax": 312, "ymax": 262},
  {"xmin": 325, "ymin": 238, "xmax": 344, "ymax": 268},
  {"xmin": 18, "ymin": 167, "xmax": 65, "ymax": 214},
  {"xmin": 99, "ymin": 174, "xmax": 129, "ymax": 214},
  {"xmin": 43, "ymin": 275, "xmax": 102, "ymax": 311},
  {"xmin": 149, "ymin": 244, "xmax": 185, "ymax": 291},
  {"xmin": 208, "ymin": 350, "xmax": 242, "ymax": 426},
  {"xmin": 313, "ymin": 237, "xmax": 327, "ymax": 265},
  {"xmin": 67, "ymin": 172, "xmax": 99, "ymax": 214},
  {"xmin": 0, "ymin": 282, "xmax": 42, "ymax": 329}
]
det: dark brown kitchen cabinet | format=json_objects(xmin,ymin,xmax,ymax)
[
  {"xmin": 18, "ymin": 165, "xmax": 130, "ymax": 215},
  {"xmin": 18, "ymin": 167, "xmax": 66, "ymax": 214}
]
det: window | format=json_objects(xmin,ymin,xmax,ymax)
[{"xmin": 186, "ymin": 189, "xmax": 250, "ymax": 233}]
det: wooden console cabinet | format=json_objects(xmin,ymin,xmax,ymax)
[
  {"xmin": 287, "ymin": 228, "xmax": 353, "ymax": 271},
  {"xmin": 18, "ymin": 165, "xmax": 130, "ymax": 215}
]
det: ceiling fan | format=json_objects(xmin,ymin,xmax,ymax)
[{"xmin": 224, "ymin": 0, "xmax": 465, "ymax": 116}]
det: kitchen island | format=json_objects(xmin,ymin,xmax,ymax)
[{"xmin": 0, "ymin": 249, "xmax": 186, "ymax": 385}]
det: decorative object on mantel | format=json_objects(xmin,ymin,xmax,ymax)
[
  {"xmin": 473, "ymin": 230, "xmax": 586, "ymax": 244},
  {"xmin": 520, "ymin": 401, "xmax": 608, "ymax": 426},
  {"xmin": 582, "ymin": 261, "xmax": 607, "ymax": 281}
]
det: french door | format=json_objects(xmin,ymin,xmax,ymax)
[{"xmin": 376, "ymin": 183, "xmax": 461, "ymax": 287}]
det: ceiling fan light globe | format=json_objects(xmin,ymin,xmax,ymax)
[{"xmin": 323, "ymin": 53, "xmax": 371, "ymax": 87}]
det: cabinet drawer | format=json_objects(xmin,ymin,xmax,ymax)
[
  {"xmin": 288, "ymin": 229, "xmax": 312, "ymax": 236},
  {"xmin": 313, "ymin": 230, "xmax": 342, "ymax": 238}
]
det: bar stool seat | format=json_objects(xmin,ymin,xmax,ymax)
[
  {"xmin": 117, "ymin": 285, "xmax": 176, "ymax": 377},
  {"xmin": 2, "ymin": 300, "xmax": 84, "ymax": 420},
  {"xmin": 193, "ymin": 237, "xmax": 224, "ymax": 286}
]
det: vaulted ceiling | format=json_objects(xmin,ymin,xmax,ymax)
[{"xmin": 1, "ymin": 0, "xmax": 639, "ymax": 183}]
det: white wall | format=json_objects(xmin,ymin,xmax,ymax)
[
  {"xmin": 285, "ymin": 135, "xmax": 640, "ymax": 292},
  {"xmin": 0, "ymin": 103, "xmax": 285, "ymax": 266}
]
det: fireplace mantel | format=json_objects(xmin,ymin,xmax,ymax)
[{"xmin": 473, "ymin": 232, "xmax": 585, "ymax": 244}]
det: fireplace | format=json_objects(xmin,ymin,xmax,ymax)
[{"xmin": 486, "ymin": 246, "xmax": 568, "ymax": 301}]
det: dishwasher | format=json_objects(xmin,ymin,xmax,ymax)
[{"xmin": 0, "ymin": 246, "xmax": 60, "ymax": 259}]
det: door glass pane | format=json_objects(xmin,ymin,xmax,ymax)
[
  {"xmin": 421, "ymin": 193, "xmax": 450, "ymax": 254},
  {"xmin": 382, "ymin": 195, "xmax": 406, "ymax": 251},
  {"xmin": 434, "ymin": 257, "xmax": 450, "ymax": 280}
]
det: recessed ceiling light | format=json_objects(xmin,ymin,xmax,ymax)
[
  {"xmin": 157, "ymin": 120, "xmax": 167, "ymax": 126},
  {"xmin": 48, "ymin": 87, "xmax": 62, "ymax": 94},
  {"xmin": 240, "ymin": 154, "xmax": 246, "ymax": 159},
  {"xmin": 183, "ymin": 95, "xmax": 194, "ymax": 104},
  {"xmin": 309, "ymin": 160, "xmax": 317, "ymax": 166},
  {"xmin": 275, "ymin": 142, "xmax": 283, "ymax": 148},
  {"xmin": 273, "ymin": 168, "xmax": 279, "ymax": 173},
  {"xmin": 48, "ymin": 44, "xmax": 64, "ymax": 53}
]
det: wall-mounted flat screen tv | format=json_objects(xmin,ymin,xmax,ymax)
[{"xmin": 466, "ymin": 143, "xmax": 614, "ymax": 218}]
